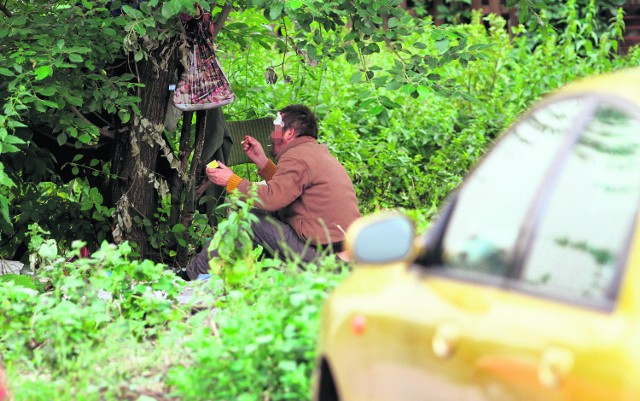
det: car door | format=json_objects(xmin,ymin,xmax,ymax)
[
  {"xmin": 402, "ymin": 96, "xmax": 588, "ymax": 399},
  {"xmin": 426, "ymin": 98, "xmax": 640, "ymax": 401},
  {"xmin": 476, "ymin": 99, "xmax": 640, "ymax": 401}
]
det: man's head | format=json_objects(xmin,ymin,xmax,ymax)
[{"xmin": 270, "ymin": 104, "xmax": 318, "ymax": 157}]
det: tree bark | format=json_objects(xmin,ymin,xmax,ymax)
[
  {"xmin": 108, "ymin": 4, "xmax": 235, "ymax": 261},
  {"xmin": 110, "ymin": 43, "xmax": 178, "ymax": 259}
]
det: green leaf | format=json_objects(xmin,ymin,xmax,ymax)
[
  {"xmin": 57, "ymin": 133, "xmax": 68, "ymax": 146},
  {"xmin": 118, "ymin": 109, "xmax": 131, "ymax": 123},
  {"xmin": 3, "ymin": 135, "xmax": 26, "ymax": 145},
  {"xmin": 64, "ymin": 93, "xmax": 83, "ymax": 107},
  {"xmin": 458, "ymin": 91, "xmax": 476, "ymax": 103},
  {"xmin": 387, "ymin": 17, "xmax": 400, "ymax": 28},
  {"xmin": 519, "ymin": 4, "xmax": 530, "ymax": 24},
  {"xmin": 122, "ymin": 5, "xmax": 144, "ymax": 19},
  {"xmin": 269, "ymin": 3, "xmax": 284, "ymax": 20},
  {"xmin": 36, "ymin": 86, "xmax": 57, "ymax": 96},
  {"xmin": 40, "ymin": 99, "xmax": 60, "ymax": 109},
  {"xmin": 386, "ymin": 79, "xmax": 403, "ymax": 91},
  {"xmin": 7, "ymin": 120, "xmax": 26, "ymax": 129},
  {"xmin": 0, "ymin": 68, "xmax": 14, "ymax": 77},
  {"xmin": 161, "ymin": 1, "xmax": 179, "ymax": 19},
  {"xmin": 432, "ymin": 29, "xmax": 446, "ymax": 41},
  {"xmin": 0, "ymin": 142, "xmax": 20, "ymax": 153},
  {"xmin": 56, "ymin": 39, "xmax": 65, "ymax": 50},
  {"xmin": 172, "ymin": 224, "xmax": 186, "ymax": 233},
  {"xmin": 0, "ymin": 274, "xmax": 37, "ymax": 289},
  {"xmin": 349, "ymin": 72, "xmax": 363, "ymax": 84},
  {"xmin": 434, "ymin": 38, "xmax": 449, "ymax": 54},
  {"xmin": 369, "ymin": 104, "xmax": 384, "ymax": 116},
  {"xmin": 468, "ymin": 44, "xmax": 493, "ymax": 51},
  {"xmin": 11, "ymin": 15, "xmax": 26, "ymax": 27},
  {"xmin": 400, "ymin": 83, "xmax": 415, "ymax": 95},
  {"xmin": 0, "ymin": 196, "xmax": 13, "ymax": 226},
  {"xmin": 34, "ymin": 65, "xmax": 53, "ymax": 80},
  {"xmin": 69, "ymin": 46, "xmax": 92, "ymax": 54},
  {"xmin": 0, "ymin": 143, "xmax": 19, "ymax": 153},
  {"xmin": 379, "ymin": 96, "xmax": 401, "ymax": 109},
  {"xmin": 417, "ymin": 84, "xmax": 430, "ymax": 98},
  {"xmin": 286, "ymin": 0, "xmax": 303, "ymax": 10},
  {"xmin": 69, "ymin": 53, "xmax": 84, "ymax": 63}
]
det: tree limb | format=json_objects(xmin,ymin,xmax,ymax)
[
  {"xmin": 212, "ymin": 3, "xmax": 233, "ymax": 41},
  {"xmin": 177, "ymin": 111, "xmax": 207, "ymax": 260},
  {"xmin": 0, "ymin": 2, "xmax": 12, "ymax": 18},
  {"xmin": 70, "ymin": 106, "xmax": 115, "ymax": 139},
  {"xmin": 195, "ymin": 180, "xmax": 212, "ymax": 199},
  {"xmin": 169, "ymin": 111, "xmax": 193, "ymax": 227}
]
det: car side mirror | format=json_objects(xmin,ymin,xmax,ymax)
[{"xmin": 346, "ymin": 212, "xmax": 417, "ymax": 265}]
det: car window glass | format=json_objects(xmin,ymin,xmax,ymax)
[
  {"xmin": 519, "ymin": 104, "xmax": 640, "ymax": 303},
  {"xmin": 440, "ymin": 98, "xmax": 585, "ymax": 277}
]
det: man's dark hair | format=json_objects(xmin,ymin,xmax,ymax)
[{"xmin": 280, "ymin": 104, "xmax": 318, "ymax": 139}]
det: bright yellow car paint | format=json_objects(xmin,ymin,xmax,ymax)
[
  {"xmin": 319, "ymin": 263, "xmax": 640, "ymax": 400},
  {"xmin": 314, "ymin": 68, "xmax": 640, "ymax": 401}
]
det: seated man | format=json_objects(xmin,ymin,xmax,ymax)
[{"xmin": 184, "ymin": 104, "xmax": 360, "ymax": 280}]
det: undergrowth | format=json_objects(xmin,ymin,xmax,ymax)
[{"xmin": 1, "ymin": 193, "xmax": 348, "ymax": 401}]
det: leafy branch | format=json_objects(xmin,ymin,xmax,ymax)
[{"xmin": 0, "ymin": 1, "xmax": 12, "ymax": 18}]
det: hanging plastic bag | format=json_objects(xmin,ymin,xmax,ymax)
[{"xmin": 173, "ymin": 8, "xmax": 236, "ymax": 111}]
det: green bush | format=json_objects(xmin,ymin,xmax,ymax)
[
  {"xmin": 2, "ymin": 194, "xmax": 348, "ymax": 401},
  {"xmin": 167, "ymin": 262, "xmax": 348, "ymax": 401}
]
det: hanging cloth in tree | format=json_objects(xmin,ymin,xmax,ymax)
[{"xmin": 173, "ymin": 9, "xmax": 236, "ymax": 111}]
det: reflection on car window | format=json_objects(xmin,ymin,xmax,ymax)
[
  {"xmin": 440, "ymin": 98, "xmax": 584, "ymax": 276},
  {"xmin": 520, "ymin": 104, "xmax": 640, "ymax": 303}
]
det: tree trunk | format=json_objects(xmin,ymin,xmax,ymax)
[{"xmin": 110, "ymin": 43, "xmax": 178, "ymax": 259}]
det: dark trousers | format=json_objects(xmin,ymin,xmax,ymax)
[{"xmin": 184, "ymin": 210, "xmax": 328, "ymax": 280}]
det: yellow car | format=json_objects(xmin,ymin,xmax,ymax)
[{"xmin": 314, "ymin": 68, "xmax": 640, "ymax": 401}]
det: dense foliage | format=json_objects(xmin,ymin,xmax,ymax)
[
  {"xmin": 2, "ymin": 193, "xmax": 348, "ymax": 400},
  {"xmin": 2, "ymin": 0, "xmax": 640, "ymax": 399},
  {"xmin": 0, "ymin": 0, "xmax": 479, "ymax": 265},
  {"xmin": 2, "ymin": 0, "xmax": 634, "ymax": 265}
]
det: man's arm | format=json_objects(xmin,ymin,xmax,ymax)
[
  {"xmin": 242, "ymin": 135, "xmax": 269, "ymax": 169},
  {"xmin": 225, "ymin": 159, "xmax": 276, "ymax": 192}
]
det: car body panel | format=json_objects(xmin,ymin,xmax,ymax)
[{"xmin": 320, "ymin": 263, "xmax": 640, "ymax": 401}]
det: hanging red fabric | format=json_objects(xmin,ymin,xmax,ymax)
[{"xmin": 173, "ymin": 6, "xmax": 236, "ymax": 111}]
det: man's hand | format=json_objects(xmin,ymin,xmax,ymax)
[
  {"xmin": 206, "ymin": 161, "xmax": 234, "ymax": 187},
  {"xmin": 243, "ymin": 135, "xmax": 269, "ymax": 169}
]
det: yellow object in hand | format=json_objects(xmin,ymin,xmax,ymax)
[{"xmin": 207, "ymin": 160, "xmax": 219, "ymax": 169}]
